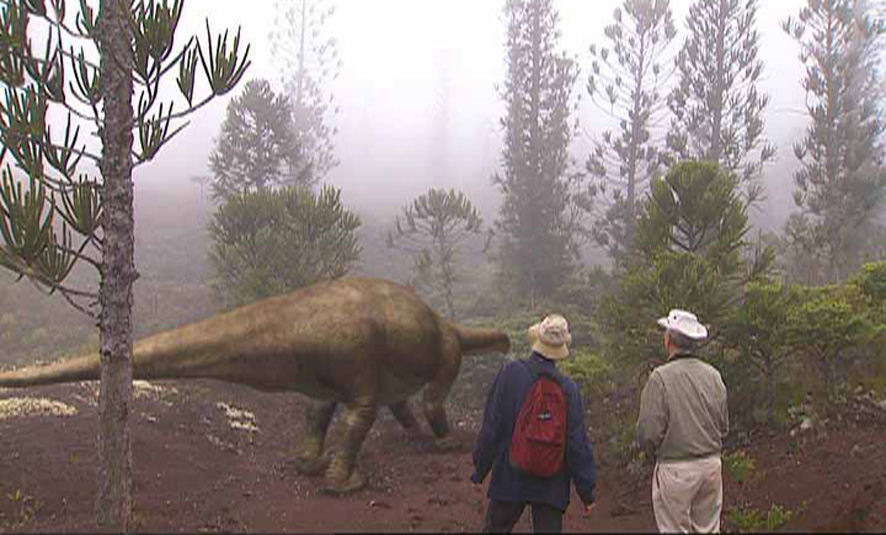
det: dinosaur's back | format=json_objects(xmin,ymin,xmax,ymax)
[{"xmin": 164, "ymin": 277, "xmax": 450, "ymax": 400}]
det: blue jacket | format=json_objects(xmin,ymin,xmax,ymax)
[{"xmin": 471, "ymin": 352, "xmax": 597, "ymax": 510}]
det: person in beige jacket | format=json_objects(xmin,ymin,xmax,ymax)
[{"xmin": 636, "ymin": 309, "xmax": 728, "ymax": 533}]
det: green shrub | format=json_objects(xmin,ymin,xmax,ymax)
[
  {"xmin": 724, "ymin": 450, "xmax": 756, "ymax": 483},
  {"xmin": 854, "ymin": 261, "xmax": 886, "ymax": 305},
  {"xmin": 560, "ymin": 349, "xmax": 615, "ymax": 403},
  {"xmin": 789, "ymin": 285, "xmax": 873, "ymax": 409},
  {"xmin": 725, "ymin": 503, "xmax": 795, "ymax": 533},
  {"xmin": 726, "ymin": 506, "xmax": 764, "ymax": 533}
]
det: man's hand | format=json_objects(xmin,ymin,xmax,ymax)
[{"xmin": 582, "ymin": 502, "xmax": 596, "ymax": 517}]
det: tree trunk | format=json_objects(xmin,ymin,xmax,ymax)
[
  {"xmin": 528, "ymin": 1, "xmax": 543, "ymax": 300},
  {"xmin": 709, "ymin": 0, "xmax": 727, "ymax": 163},
  {"xmin": 626, "ymin": 31, "xmax": 648, "ymax": 225},
  {"xmin": 96, "ymin": 1, "xmax": 136, "ymax": 531},
  {"xmin": 296, "ymin": 0, "xmax": 307, "ymax": 110},
  {"xmin": 766, "ymin": 369, "xmax": 775, "ymax": 427}
]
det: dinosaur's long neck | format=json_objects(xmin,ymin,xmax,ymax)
[
  {"xmin": 0, "ymin": 304, "xmax": 263, "ymax": 387},
  {"xmin": 130, "ymin": 311, "xmax": 252, "ymax": 380},
  {"xmin": 0, "ymin": 353, "xmax": 98, "ymax": 387}
]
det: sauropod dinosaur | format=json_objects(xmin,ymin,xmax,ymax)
[{"xmin": 0, "ymin": 277, "xmax": 510, "ymax": 494}]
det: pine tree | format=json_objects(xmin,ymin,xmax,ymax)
[
  {"xmin": 269, "ymin": 0, "xmax": 341, "ymax": 184},
  {"xmin": 783, "ymin": 0, "xmax": 886, "ymax": 283},
  {"xmin": 494, "ymin": 0, "xmax": 584, "ymax": 304},
  {"xmin": 667, "ymin": 0, "xmax": 775, "ymax": 205},
  {"xmin": 587, "ymin": 0, "xmax": 677, "ymax": 263},
  {"xmin": 208, "ymin": 79, "xmax": 305, "ymax": 200},
  {"xmin": 0, "ymin": 1, "xmax": 249, "ymax": 529}
]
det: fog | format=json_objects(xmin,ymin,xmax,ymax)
[{"xmin": 140, "ymin": 0, "xmax": 816, "ymax": 230}]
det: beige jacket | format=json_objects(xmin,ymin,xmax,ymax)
[{"xmin": 636, "ymin": 354, "xmax": 728, "ymax": 461}]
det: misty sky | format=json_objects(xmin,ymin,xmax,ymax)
[{"xmin": 139, "ymin": 0, "xmax": 822, "ymax": 229}]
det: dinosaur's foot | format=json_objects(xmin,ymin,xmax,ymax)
[
  {"xmin": 322, "ymin": 470, "xmax": 366, "ymax": 495},
  {"xmin": 291, "ymin": 454, "xmax": 331, "ymax": 476},
  {"xmin": 433, "ymin": 435, "xmax": 460, "ymax": 452}
]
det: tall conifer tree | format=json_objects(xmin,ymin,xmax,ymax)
[
  {"xmin": 783, "ymin": 0, "xmax": 886, "ymax": 282},
  {"xmin": 667, "ymin": 0, "xmax": 775, "ymax": 205},
  {"xmin": 587, "ymin": 0, "xmax": 677, "ymax": 263},
  {"xmin": 494, "ymin": 0, "xmax": 583, "ymax": 303},
  {"xmin": 269, "ymin": 0, "xmax": 341, "ymax": 184},
  {"xmin": 209, "ymin": 79, "xmax": 305, "ymax": 200}
]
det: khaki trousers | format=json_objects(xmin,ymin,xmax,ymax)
[{"xmin": 652, "ymin": 456, "xmax": 722, "ymax": 533}]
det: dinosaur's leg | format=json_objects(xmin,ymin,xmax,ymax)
[
  {"xmin": 422, "ymin": 345, "xmax": 461, "ymax": 452},
  {"xmin": 294, "ymin": 400, "xmax": 337, "ymax": 475},
  {"xmin": 389, "ymin": 400, "xmax": 422, "ymax": 437},
  {"xmin": 323, "ymin": 401, "xmax": 377, "ymax": 494}
]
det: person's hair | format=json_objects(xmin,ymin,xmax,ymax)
[{"xmin": 667, "ymin": 329, "xmax": 697, "ymax": 352}]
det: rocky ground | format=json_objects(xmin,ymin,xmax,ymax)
[{"xmin": 0, "ymin": 380, "xmax": 883, "ymax": 533}]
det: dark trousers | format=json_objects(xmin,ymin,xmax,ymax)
[{"xmin": 482, "ymin": 499, "xmax": 564, "ymax": 533}]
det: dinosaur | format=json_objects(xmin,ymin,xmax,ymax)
[{"xmin": 0, "ymin": 277, "xmax": 510, "ymax": 494}]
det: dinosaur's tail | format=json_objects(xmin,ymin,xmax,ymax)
[
  {"xmin": 452, "ymin": 324, "xmax": 510, "ymax": 356},
  {"xmin": 0, "ymin": 354, "xmax": 99, "ymax": 387}
]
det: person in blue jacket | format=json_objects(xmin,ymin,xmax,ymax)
[{"xmin": 471, "ymin": 314, "xmax": 597, "ymax": 533}]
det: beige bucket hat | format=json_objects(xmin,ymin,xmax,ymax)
[{"xmin": 528, "ymin": 314, "xmax": 572, "ymax": 360}]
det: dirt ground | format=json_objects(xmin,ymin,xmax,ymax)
[{"xmin": 0, "ymin": 380, "xmax": 883, "ymax": 533}]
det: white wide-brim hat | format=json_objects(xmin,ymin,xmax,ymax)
[
  {"xmin": 657, "ymin": 309, "xmax": 708, "ymax": 340},
  {"xmin": 528, "ymin": 314, "xmax": 572, "ymax": 360}
]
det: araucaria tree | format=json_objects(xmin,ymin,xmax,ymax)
[
  {"xmin": 586, "ymin": 0, "xmax": 677, "ymax": 263},
  {"xmin": 269, "ymin": 0, "xmax": 341, "ymax": 184},
  {"xmin": 667, "ymin": 0, "xmax": 775, "ymax": 204},
  {"xmin": 208, "ymin": 79, "xmax": 305, "ymax": 200},
  {"xmin": 387, "ymin": 188, "xmax": 485, "ymax": 320},
  {"xmin": 209, "ymin": 186, "xmax": 360, "ymax": 308},
  {"xmin": 0, "ymin": 0, "xmax": 249, "ymax": 529},
  {"xmin": 783, "ymin": 0, "xmax": 886, "ymax": 283},
  {"xmin": 494, "ymin": 0, "xmax": 583, "ymax": 304},
  {"xmin": 601, "ymin": 162, "xmax": 769, "ymax": 368}
]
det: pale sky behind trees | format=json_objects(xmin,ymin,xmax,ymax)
[{"xmin": 137, "ymin": 0, "xmax": 841, "ymax": 230}]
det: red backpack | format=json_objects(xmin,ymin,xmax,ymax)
[{"xmin": 509, "ymin": 361, "xmax": 568, "ymax": 478}]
